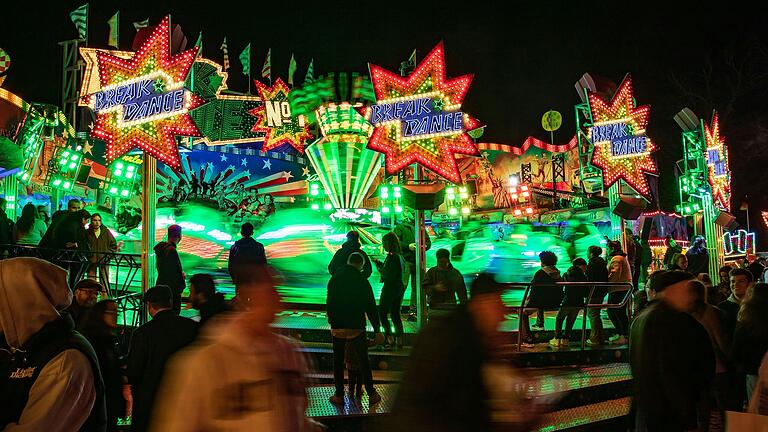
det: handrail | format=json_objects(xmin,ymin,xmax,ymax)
[{"xmin": 500, "ymin": 281, "xmax": 634, "ymax": 351}]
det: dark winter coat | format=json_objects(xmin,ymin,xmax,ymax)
[
  {"xmin": 87, "ymin": 227, "xmax": 118, "ymax": 263},
  {"xmin": 586, "ymin": 255, "xmax": 609, "ymax": 301},
  {"xmin": 527, "ymin": 266, "xmax": 563, "ymax": 309},
  {"xmin": 422, "ymin": 263, "xmax": 467, "ymax": 308},
  {"xmin": 227, "ymin": 236, "xmax": 267, "ymax": 282},
  {"xmin": 562, "ymin": 265, "xmax": 588, "ymax": 306},
  {"xmin": 328, "ymin": 239, "xmax": 373, "ymax": 279},
  {"xmin": 685, "ymin": 246, "xmax": 709, "ymax": 277},
  {"xmin": 80, "ymin": 327, "xmax": 126, "ymax": 426},
  {"xmin": 126, "ymin": 310, "xmax": 198, "ymax": 432},
  {"xmin": 630, "ymin": 300, "xmax": 715, "ymax": 431},
  {"xmin": 54, "ymin": 213, "xmax": 90, "ymax": 250},
  {"xmin": 154, "ymin": 242, "xmax": 185, "ymax": 294},
  {"xmin": 326, "ymin": 264, "xmax": 380, "ymax": 331},
  {"xmin": 389, "ymin": 305, "xmax": 491, "ymax": 432},
  {"xmin": 198, "ymin": 293, "xmax": 230, "ymax": 327}
]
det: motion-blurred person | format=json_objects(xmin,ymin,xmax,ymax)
[
  {"xmin": 87, "ymin": 213, "xmax": 118, "ymax": 289},
  {"xmin": 688, "ymin": 279, "xmax": 738, "ymax": 418},
  {"xmin": 64, "ymin": 278, "xmax": 103, "ymax": 328},
  {"xmin": 392, "ymin": 214, "xmax": 431, "ymax": 321},
  {"xmin": 228, "ymin": 222, "xmax": 266, "ymax": 284},
  {"xmin": 127, "ymin": 286, "xmax": 198, "ymax": 432},
  {"xmin": 586, "ymin": 245, "xmax": 610, "ymax": 345},
  {"xmin": 189, "ymin": 273, "xmax": 229, "ymax": 326},
  {"xmin": 80, "ymin": 299, "xmax": 127, "ymax": 431},
  {"xmin": 154, "ymin": 225, "xmax": 186, "ymax": 314},
  {"xmin": 151, "ymin": 264, "xmax": 316, "ymax": 432},
  {"xmin": 0, "ymin": 257, "xmax": 106, "ymax": 430},
  {"xmin": 328, "ymin": 230, "xmax": 373, "ymax": 279},
  {"xmin": 520, "ymin": 251, "xmax": 563, "ymax": 347},
  {"xmin": 38, "ymin": 198, "xmax": 82, "ymax": 249},
  {"xmin": 422, "ymin": 248, "xmax": 467, "ymax": 313},
  {"xmin": 607, "ymin": 240, "xmax": 632, "ymax": 345},
  {"xmin": 719, "ymin": 268, "xmax": 753, "ymax": 339},
  {"xmin": 13, "ymin": 203, "xmax": 47, "ymax": 245},
  {"xmin": 389, "ymin": 274, "xmax": 513, "ymax": 432},
  {"xmin": 550, "ymin": 258, "xmax": 588, "ymax": 347},
  {"xmin": 326, "ymin": 252, "xmax": 384, "ymax": 405},
  {"xmin": 733, "ymin": 283, "xmax": 768, "ymax": 402},
  {"xmin": 748, "ymin": 353, "xmax": 768, "ymax": 414},
  {"xmin": 373, "ymin": 232, "xmax": 406, "ymax": 350},
  {"xmin": 668, "ymin": 253, "xmax": 688, "ymax": 272},
  {"xmin": 630, "ymin": 270, "xmax": 715, "ymax": 432},
  {"xmin": 686, "ymin": 236, "xmax": 709, "ymax": 277}
]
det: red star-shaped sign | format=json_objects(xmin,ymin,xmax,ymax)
[
  {"xmin": 367, "ymin": 42, "xmax": 480, "ymax": 184},
  {"xmin": 249, "ymin": 78, "xmax": 312, "ymax": 153},
  {"xmin": 704, "ymin": 113, "xmax": 731, "ymax": 210},
  {"xmin": 588, "ymin": 75, "xmax": 657, "ymax": 197},
  {"xmin": 86, "ymin": 16, "xmax": 202, "ymax": 170}
]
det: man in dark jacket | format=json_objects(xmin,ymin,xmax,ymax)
[
  {"xmin": 630, "ymin": 270, "xmax": 715, "ymax": 431},
  {"xmin": 189, "ymin": 273, "xmax": 230, "ymax": 326},
  {"xmin": 520, "ymin": 251, "xmax": 563, "ymax": 346},
  {"xmin": 38, "ymin": 198, "xmax": 82, "ymax": 250},
  {"xmin": 389, "ymin": 274, "xmax": 512, "ymax": 432},
  {"xmin": 64, "ymin": 278, "xmax": 102, "ymax": 328},
  {"xmin": 154, "ymin": 224, "xmax": 186, "ymax": 314},
  {"xmin": 228, "ymin": 222, "xmax": 266, "ymax": 283},
  {"xmin": 719, "ymin": 267, "xmax": 752, "ymax": 339},
  {"xmin": 393, "ymin": 216, "xmax": 432, "ymax": 319},
  {"xmin": 551, "ymin": 258, "xmax": 588, "ymax": 347},
  {"xmin": 422, "ymin": 248, "xmax": 467, "ymax": 311},
  {"xmin": 126, "ymin": 285, "xmax": 198, "ymax": 432},
  {"xmin": 328, "ymin": 230, "xmax": 373, "ymax": 279},
  {"xmin": 586, "ymin": 245, "xmax": 609, "ymax": 345},
  {"xmin": 326, "ymin": 252, "xmax": 383, "ymax": 404}
]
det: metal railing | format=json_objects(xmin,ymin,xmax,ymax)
[{"xmin": 502, "ymin": 281, "xmax": 635, "ymax": 351}]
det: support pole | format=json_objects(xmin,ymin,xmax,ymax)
[
  {"xmin": 607, "ymin": 182, "xmax": 626, "ymax": 249},
  {"xmin": 141, "ymin": 154, "xmax": 157, "ymax": 294},
  {"xmin": 413, "ymin": 166, "xmax": 426, "ymax": 329},
  {"xmin": 703, "ymin": 198, "xmax": 725, "ymax": 284}
]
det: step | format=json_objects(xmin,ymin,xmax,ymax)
[{"xmin": 533, "ymin": 397, "xmax": 631, "ymax": 431}]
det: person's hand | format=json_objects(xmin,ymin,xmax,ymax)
[
  {"xmin": 182, "ymin": 272, "xmax": 187, "ymax": 279},
  {"xmin": 373, "ymin": 332, "xmax": 385, "ymax": 346},
  {"xmin": 409, "ymin": 243, "xmax": 416, "ymax": 251},
  {"xmin": 66, "ymin": 242, "xmax": 77, "ymax": 248}
]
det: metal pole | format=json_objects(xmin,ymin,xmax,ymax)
[
  {"xmin": 608, "ymin": 182, "xmax": 626, "ymax": 249},
  {"xmin": 141, "ymin": 154, "xmax": 157, "ymax": 294},
  {"xmin": 414, "ymin": 166, "xmax": 426, "ymax": 329}
]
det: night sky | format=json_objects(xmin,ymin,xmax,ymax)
[{"xmin": 3, "ymin": 2, "xmax": 767, "ymax": 239}]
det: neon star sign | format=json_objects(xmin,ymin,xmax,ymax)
[
  {"xmin": 588, "ymin": 75, "xmax": 657, "ymax": 197},
  {"xmin": 367, "ymin": 42, "xmax": 480, "ymax": 184},
  {"xmin": 82, "ymin": 16, "xmax": 202, "ymax": 170},
  {"xmin": 704, "ymin": 113, "xmax": 731, "ymax": 211},
  {"xmin": 249, "ymin": 78, "xmax": 312, "ymax": 153}
]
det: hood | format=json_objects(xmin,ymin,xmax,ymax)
[
  {"xmin": 0, "ymin": 257, "xmax": 72, "ymax": 349},
  {"xmin": 341, "ymin": 239, "xmax": 361, "ymax": 251},
  {"xmin": 154, "ymin": 241, "xmax": 174, "ymax": 255},
  {"xmin": 542, "ymin": 265, "xmax": 562, "ymax": 280}
]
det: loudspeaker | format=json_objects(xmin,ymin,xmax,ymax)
[
  {"xmin": 715, "ymin": 211, "xmax": 739, "ymax": 230},
  {"xmin": 612, "ymin": 197, "xmax": 647, "ymax": 220},
  {"xmin": 638, "ymin": 215, "xmax": 654, "ymax": 241},
  {"xmin": 400, "ymin": 184, "xmax": 446, "ymax": 210}
]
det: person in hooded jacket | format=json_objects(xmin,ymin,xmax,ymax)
[
  {"xmin": 154, "ymin": 225, "xmax": 185, "ymax": 315},
  {"xmin": 0, "ymin": 257, "xmax": 107, "ymax": 431},
  {"xmin": 328, "ymin": 230, "xmax": 373, "ymax": 279},
  {"xmin": 520, "ymin": 251, "xmax": 563, "ymax": 346},
  {"xmin": 586, "ymin": 245, "xmax": 610, "ymax": 345},
  {"xmin": 685, "ymin": 236, "xmax": 709, "ymax": 278}
]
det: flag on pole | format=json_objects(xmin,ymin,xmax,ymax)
[
  {"xmin": 261, "ymin": 48, "xmax": 271, "ymax": 80},
  {"xmin": 287, "ymin": 53, "xmax": 297, "ymax": 85},
  {"xmin": 69, "ymin": 4, "xmax": 88, "ymax": 40},
  {"xmin": 107, "ymin": 11, "xmax": 119, "ymax": 48},
  {"xmin": 304, "ymin": 58, "xmax": 315, "ymax": 84},
  {"xmin": 220, "ymin": 37, "xmax": 230, "ymax": 70},
  {"xmin": 194, "ymin": 31, "xmax": 203, "ymax": 57},
  {"xmin": 239, "ymin": 43, "xmax": 251, "ymax": 76},
  {"xmin": 133, "ymin": 18, "xmax": 149, "ymax": 31}
]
